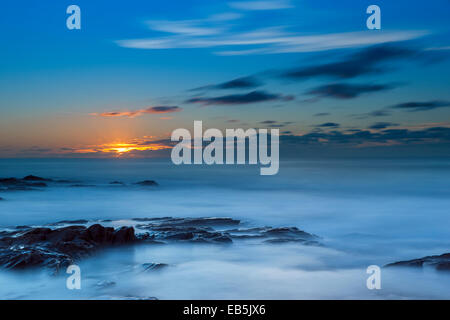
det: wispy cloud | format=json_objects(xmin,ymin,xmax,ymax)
[
  {"xmin": 281, "ymin": 44, "xmax": 418, "ymax": 80},
  {"xmin": 186, "ymin": 90, "xmax": 293, "ymax": 105},
  {"xmin": 228, "ymin": 0, "xmax": 293, "ymax": 11},
  {"xmin": 91, "ymin": 106, "xmax": 182, "ymax": 118},
  {"xmin": 389, "ymin": 100, "xmax": 450, "ymax": 111},
  {"xmin": 306, "ymin": 83, "xmax": 395, "ymax": 100},
  {"xmin": 190, "ymin": 76, "xmax": 263, "ymax": 91},
  {"xmin": 369, "ymin": 122, "xmax": 399, "ymax": 130},
  {"xmin": 116, "ymin": 7, "xmax": 427, "ymax": 56}
]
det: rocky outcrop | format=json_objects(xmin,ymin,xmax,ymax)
[
  {"xmin": 134, "ymin": 180, "xmax": 158, "ymax": 186},
  {"xmin": 0, "ymin": 224, "xmax": 136, "ymax": 272},
  {"xmin": 0, "ymin": 217, "xmax": 321, "ymax": 273},
  {"xmin": 386, "ymin": 253, "xmax": 450, "ymax": 272},
  {"xmin": 0, "ymin": 177, "xmax": 48, "ymax": 191}
]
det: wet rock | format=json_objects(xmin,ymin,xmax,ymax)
[
  {"xmin": 134, "ymin": 180, "xmax": 158, "ymax": 187},
  {"xmin": 386, "ymin": 253, "xmax": 450, "ymax": 272},
  {"xmin": 23, "ymin": 175, "xmax": 52, "ymax": 182},
  {"xmin": 69, "ymin": 184, "xmax": 96, "ymax": 188},
  {"xmin": 48, "ymin": 219, "xmax": 89, "ymax": 226},
  {"xmin": 0, "ymin": 176, "xmax": 48, "ymax": 190},
  {"xmin": 142, "ymin": 263, "xmax": 168, "ymax": 272},
  {"xmin": 95, "ymin": 280, "xmax": 116, "ymax": 289},
  {"xmin": 0, "ymin": 224, "xmax": 137, "ymax": 271},
  {"xmin": 0, "ymin": 216, "xmax": 321, "ymax": 272}
]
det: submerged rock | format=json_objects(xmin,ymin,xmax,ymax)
[
  {"xmin": 0, "ymin": 197, "xmax": 4, "ymax": 201},
  {"xmin": 142, "ymin": 262, "xmax": 169, "ymax": 272},
  {"xmin": 22, "ymin": 175, "xmax": 52, "ymax": 182},
  {"xmin": 0, "ymin": 224, "xmax": 136, "ymax": 272},
  {"xmin": 0, "ymin": 217, "xmax": 321, "ymax": 273},
  {"xmin": 0, "ymin": 176, "xmax": 49, "ymax": 191},
  {"xmin": 134, "ymin": 180, "xmax": 158, "ymax": 187},
  {"xmin": 109, "ymin": 181, "xmax": 125, "ymax": 185},
  {"xmin": 386, "ymin": 253, "xmax": 450, "ymax": 271}
]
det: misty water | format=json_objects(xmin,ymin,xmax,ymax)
[{"xmin": 0, "ymin": 158, "xmax": 449, "ymax": 299}]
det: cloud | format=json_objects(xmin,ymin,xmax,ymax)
[
  {"xmin": 93, "ymin": 106, "xmax": 182, "ymax": 118},
  {"xmin": 282, "ymin": 44, "xmax": 417, "ymax": 80},
  {"xmin": 369, "ymin": 122, "xmax": 399, "ymax": 129},
  {"xmin": 306, "ymin": 83, "xmax": 395, "ymax": 100},
  {"xmin": 186, "ymin": 90, "xmax": 293, "ymax": 105},
  {"xmin": 228, "ymin": 0, "xmax": 293, "ymax": 11},
  {"xmin": 314, "ymin": 112, "xmax": 330, "ymax": 117},
  {"xmin": 389, "ymin": 100, "xmax": 450, "ymax": 112},
  {"xmin": 259, "ymin": 120, "xmax": 293, "ymax": 127},
  {"xmin": 117, "ymin": 12, "xmax": 426, "ymax": 56},
  {"xmin": 191, "ymin": 76, "xmax": 263, "ymax": 91},
  {"xmin": 316, "ymin": 122, "xmax": 340, "ymax": 128},
  {"xmin": 281, "ymin": 126, "xmax": 450, "ymax": 148}
]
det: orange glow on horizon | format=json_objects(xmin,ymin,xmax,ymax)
[{"xmin": 71, "ymin": 141, "xmax": 172, "ymax": 156}]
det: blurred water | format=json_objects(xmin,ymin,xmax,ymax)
[{"xmin": 0, "ymin": 158, "xmax": 449, "ymax": 299}]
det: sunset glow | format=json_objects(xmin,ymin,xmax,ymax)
[{"xmin": 71, "ymin": 142, "xmax": 172, "ymax": 156}]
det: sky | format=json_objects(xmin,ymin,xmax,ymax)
[{"xmin": 0, "ymin": 0, "xmax": 449, "ymax": 158}]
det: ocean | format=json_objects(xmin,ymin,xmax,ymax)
[{"xmin": 0, "ymin": 158, "xmax": 449, "ymax": 299}]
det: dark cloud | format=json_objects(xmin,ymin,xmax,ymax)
[
  {"xmin": 186, "ymin": 90, "xmax": 294, "ymax": 105},
  {"xmin": 306, "ymin": 83, "xmax": 394, "ymax": 100},
  {"xmin": 259, "ymin": 120, "xmax": 294, "ymax": 128},
  {"xmin": 353, "ymin": 109, "xmax": 392, "ymax": 119},
  {"xmin": 191, "ymin": 76, "xmax": 263, "ymax": 91},
  {"xmin": 369, "ymin": 122, "xmax": 399, "ymax": 129},
  {"xmin": 281, "ymin": 126, "xmax": 450, "ymax": 147},
  {"xmin": 314, "ymin": 112, "xmax": 330, "ymax": 117},
  {"xmin": 95, "ymin": 106, "xmax": 182, "ymax": 118},
  {"xmin": 260, "ymin": 120, "xmax": 277, "ymax": 124},
  {"xmin": 282, "ymin": 44, "xmax": 417, "ymax": 80},
  {"xmin": 148, "ymin": 106, "xmax": 181, "ymax": 113},
  {"xmin": 316, "ymin": 122, "xmax": 340, "ymax": 128},
  {"xmin": 389, "ymin": 100, "xmax": 450, "ymax": 112}
]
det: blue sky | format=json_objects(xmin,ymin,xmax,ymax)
[{"xmin": 0, "ymin": 0, "xmax": 449, "ymax": 157}]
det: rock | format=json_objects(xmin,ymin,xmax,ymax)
[
  {"xmin": 0, "ymin": 197, "xmax": 4, "ymax": 201},
  {"xmin": 0, "ymin": 216, "xmax": 321, "ymax": 272},
  {"xmin": 69, "ymin": 184, "xmax": 96, "ymax": 188},
  {"xmin": 386, "ymin": 253, "xmax": 450, "ymax": 272},
  {"xmin": 48, "ymin": 219, "xmax": 89, "ymax": 226},
  {"xmin": 0, "ymin": 176, "xmax": 48, "ymax": 190},
  {"xmin": 134, "ymin": 180, "xmax": 158, "ymax": 187},
  {"xmin": 95, "ymin": 280, "xmax": 116, "ymax": 289},
  {"xmin": 0, "ymin": 224, "xmax": 137, "ymax": 271},
  {"xmin": 113, "ymin": 226, "xmax": 136, "ymax": 244},
  {"xmin": 142, "ymin": 263, "xmax": 168, "ymax": 272},
  {"xmin": 109, "ymin": 181, "xmax": 125, "ymax": 185},
  {"xmin": 22, "ymin": 175, "xmax": 51, "ymax": 182}
]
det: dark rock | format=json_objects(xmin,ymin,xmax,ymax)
[
  {"xmin": 0, "ymin": 178, "xmax": 22, "ymax": 186},
  {"xmin": 134, "ymin": 180, "xmax": 158, "ymax": 187},
  {"xmin": 109, "ymin": 181, "xmax": 125, "ymax": 185},
  {"xmin": 386, "ymin": 253, "xmax": 450, "ymax": 271},
  {"xmin": 113, "ymin": 226, "xmax": 136, "ymax": 244},
  {"xmin": 0, "ymin": 216, "xmax": 321, "ymax": 272},
  {"xmin": 142, "ymin": 263, "xmax": 168, "ymax": 272},
  {"xmin": 0, "ymin": 197, "xmax": 4, "ymax": 201},
  {"xmin": 48, "ymin": 219, "xmax": 89, "ymax": 226},
  {"xmin": 27, "ymin": 182, "xmax": 47, "ymax": 187},
  {"xmin": 0, "ymin": 177, "xmax": 48, "ymax": 190},
  {"xmin": 23, "ymin": 175, "xmax": 52, "ymax": 182},
  {"xmin": 0, "ymin": 224, "xmax": 137, "ymax": 271},
  {"xmin": 69, "ymin": 184, "xmax": 96, "ymax": 188}
]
